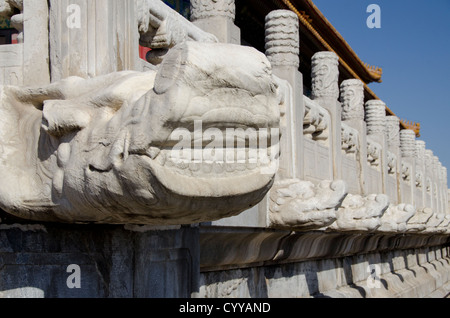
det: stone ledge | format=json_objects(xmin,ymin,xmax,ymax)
[
  {"xmin": 197, "ymin": 246, "xmax": 450, "ymax": 298},
  {"xmin": 200, "ymin": 226, "xmax": 450, "ymax": 272}
]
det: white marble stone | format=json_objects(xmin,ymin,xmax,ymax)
[
  {"xmin": 0, "ymin": 41, "xmax": 281, "ymax": 224},
  {"xmin": 265, "ymin": 10, "xmax": 300, "ymax": 68},
  {"xmin": 190, "ymin": 0, "xmax": 240, "ymax": 44},
  {"xmin": 269, "ymin": 178, "xmax": 347, "ymax": 230},
  {"xmin": 329, "ymin": 193, "xmax": 389, "ymax": 232}
]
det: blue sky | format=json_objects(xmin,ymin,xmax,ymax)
[{"xmin": 312, "ymin": 0, "xmax": 450, "ymax": 176}]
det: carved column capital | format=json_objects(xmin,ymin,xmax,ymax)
[
  {"xmin": 311, "ymin": 51, "xmax": 339, "ymax": 100},
  {"xmin": 265, "ymin": 10, "xmax": 299, "ymax": 68},
  {"xmin": 190, "ymin": 0, "xmax": 236, "ymax": 22},
  {"xmin": 433, "ymin": 156, "xmax": 440, "ymax": 169},
  {"xmin": 385, "ymin": 116, "xmax": 400, "ymax": 148},
  {"xmin": 340, "ymin": 79, "xmax": 364, "ymax": 121},
  {"xmin": 400, "ymin": 129, "xmax": 416, "ymax": 158},
  {"xmin": 365, "ymin": 100, "xmax": 386, "ymax": 136},
  {"xmin": 415, "ymin": 140, "xmax": 426, "ymax": 160}
]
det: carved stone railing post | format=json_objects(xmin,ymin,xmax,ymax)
[
  {"xmin": 385, "ymin": 116, "xmax": 401, "ymax": 204},
  {"xmin": 438, "ymin": 161, "xmax": 446, "ymax": 214},
  {"xmin": 311, "ymin": 51, "xmax": 342, "ymax": 180},
  {"xmin": 190, "ymin": 0, "xmax": 240, "ymax": 44},
  {"xmin": 447, "ymin": 187, "xmax": 450, "ymax": 215},
  {"xmin": 441, "ymin": 163, "xmax": 446, "ymax": 215},
  {"xmin": 265, "ymin": 14, "xmax": 349, "ymax": 232},
  {"xmin": 340, "ymin": 79, "xmax": 368, "ymax": 195},
  {"xmin": 425, "ymin": 149, "xmax": 434, "ymax": 210},
  {"xmin": 265, "ymin": 10, "xmax": 303, "ymax": 180},
  {"xmin": 415, "ymin": 140, "xmax": 426, "ymax": 209},
  {"xmin": 400, "ymin": 129, "xmax": 417, "ymax": 205},
  {"xmin": 49, "ymin": 0, "xmax": 140, "ymax": 81},
  {"xmin": 444, "ymin": 168, "xmax": 449, "ymax": 213},
  {"xmin": 265, "ymin": 10, "xmax": 300, "ymax": 69},
  {"xmin": 434, "ymin": 157, "xmax": 443, "ymax": 214},
  {"xmin": 365, "ymin": 100, "xmax": 388, "ymax": 194}
]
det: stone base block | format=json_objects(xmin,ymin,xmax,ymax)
[{"xmin": 0, "ymin": 220, "xmax": 199, "ymax": 298}]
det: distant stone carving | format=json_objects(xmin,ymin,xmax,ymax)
[
  {"xmin": 311, "ymin": 52, "xmax": 339, "ymax": 99},
  {"xmin": 437, "ymin": 215, "xmax": 450, "ymax": 234},
  {"xmin": 422, "ymin": 212, "xmax": 447, "ymax": 234},
  {"xmin": 341, "ymin": 123, "xmax": 358, "ymax": 154},
  {"xmin": 0, "ymin": 41, "xmax": 281, "ymax": 224},
  {"xmin": 385, "ymin": 116, "xmax": 400, "ymax": 148},
  {"xmin": 328, "ymin": 194, "xmax": 389, "ymax": 232},
  {"xmin": 367, "ymin": 138, "xmax": 382, "ymax": 167},
  {"xmin": 303, "ymin": 97, "xmax": 329, "ymax": 141},
  {"xmin": 406, "ymin": 208, "xmax": 433, "ymax": 233},
  {"xmin": 387, "ymin": 151, "xmax": 397, "ymax": 175},
  {"xmin": 378, "ymin": 203, "xmax": 416, "ymax": 233},
  {"xmin": 402, "ymin": 163, "xmax": 411, "ymax": 182},
  {"xmin": 340, "ymin": 79, "xmax": 365, "ymax": 121},
  {"xmin": 269, "ymin": 179, "xmax": 347, "ymax": 230},
  {"xmin": 415, "ymin": 170, "xmax": 423, "ymax": 188}
]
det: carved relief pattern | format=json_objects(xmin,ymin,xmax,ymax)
[
  {"xmin": 400, "ymin": 129, "xmax": 416, "ymax": 158},
  {"xmin": 402, "ymin": 163, "xmax": 411, "ymax": 182},
  {"xmin": 415, "ymin": 140, "xmax": 426, "ymax": 163},
  {"xmin": 406, "ymin": 208, "xmax": 433, "ymax": 232},
  {"xmin": 265, "ymin": 10, "xmax": 300, "ymax": 68},
  {"xmin": 367, "ymin": 138, "xmax": 381, "ymax": 167},
  {"xmin": 328, "ymin": 194, "xmax": 389, "ymax": 232},
  {"xmin": 379, "ymin": 203, "xmax": 416, "ymax": 233},
  {"xmin": 365, "ymin": 100, "xmax": 386, "ymax": 136},
  {"xmin": 341, "ymin": 123, "xmax": 359, "ymax": 154},
  {"xmin": 303, "ymin": 96, "xmax": 329, "ymax": 141},
  {"xmin": 385, "ymin": 116, "xmax": 400, "ymax": 148},
  {"xmin": 416, "ymin": 170, "xmax": 423, "ymax": 188},
  {"xmin": 190, "ymin": 0, "xmax": 236, "ymax": 21},
  {"xmin": 311, "ymin": 52, "xmax": 339, "ymax": 99},
  {"xmin": 269, "ymin": 179, "xmax": 348, "ymax": 230},
  {"xmin": 387, "ymin": 151, "xmax": 396, "ymax": 175},
  {"xmin": 340, "ymin": 79, "xmax": 364, "ymax": 121}
]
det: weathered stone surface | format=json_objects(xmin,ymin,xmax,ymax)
[
  {"xmin": 0, "ymin": 1, "xmax": 449, "ymax": 299},
  {"xmin": 311, "ymin": 52, "xmax": 339, "ymax": 100},
  {"xmin": 265, "ymin": 10, "xmax": 300, "ymax": 68},
  {"xmin": 329, "ymin": 194, "xmax": 390, "ymax": 232},
  {"xmin": 340, "ymin": 79, "xmax": 364, "ymax": 121},
  {"xmin": 198, "ymin": 227, "xmax": 450, "ymax": 298},
  {"xmin": 0, "ymin": 217, "xmax": 199, "ymax": 298},
  {"xmin": 268, "ymin": 179, "xmax": 347, "ymax": 230},
  {"xmin": 190, "ymin": 0, "xmax": 235, "ymax": 21},
  {"xmin": 0, "ymin": 41, "xmax": 280, "ymax": 224},
  {"xmin": 379, "ymin": 203, "xmax": 416, "ymax": 233}
]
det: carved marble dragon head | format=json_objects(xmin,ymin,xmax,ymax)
[{"xmin": 0, "ymin": 41, "xmax": 281, "ymax": 224}]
